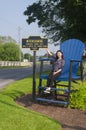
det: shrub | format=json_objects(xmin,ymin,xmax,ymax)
[{"xmin": 69, "ymin": 82, "xmax": 86, "ymax": 110}]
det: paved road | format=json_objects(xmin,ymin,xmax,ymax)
[
  {"xmin": 0, "ymin": 67, "xmax": 34, "ymax": 89},
  {"xmin": 0, "ymin": 64, "xmax": 51, "ymax": 89}
]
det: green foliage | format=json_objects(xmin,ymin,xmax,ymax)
[
  {"xmin": 69, "ymin": 82, "xmax": 86, "ymax": 110},
  {"xmin": 24, "ymin": 0, "xmax": 86, "ymax": 43},
  {"xmin": 24, "ymin": 53, "xmax": 32, "ymax": 61},
  {"xmin": 0, "ymin": 44, "xmax": 4, "ymax": 60},
  {"xmin": 0, "ymin": 42, "xmax": 23, "ymax": 61},
  {"xmin": 0, "ymin": 77, "xmax": 61, "ymax": 130}
]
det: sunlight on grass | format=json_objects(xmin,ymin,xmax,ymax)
[
  {"xmin": 0, "ymin": 76, "xmax": 61, "ymax": 130},
  {"xmin": 0, "ymin": 72, "xmax": 86, "ymax": 130}
]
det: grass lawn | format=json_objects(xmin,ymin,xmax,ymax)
[{"xmin": 0, "ymin": 76, "xmax": 61, "ymax": 130}]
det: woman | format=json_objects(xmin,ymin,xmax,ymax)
[{"xmin": 44, "ymin": 48, "xmax": 65, "ymax": 93}]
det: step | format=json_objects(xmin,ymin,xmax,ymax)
[
  {"xmin": 35, "ymin": 97, "xmax": 68, "ymax": 106},
  {"xmin": 38, "ymin": 86, "xmax": 70, "ymax": 93}
]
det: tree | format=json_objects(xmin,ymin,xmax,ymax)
[
  {"xmin": 24, "ymin": 0, "xmax": 86, "ymax": 43},
  {"xmin": 0, "ymin": 44, "xmax": 4, "ymax": 60},
  {"xmin": 0, "ymin": 42, "xmax": 23, "ymax": 61},
  {"xmin": 24, "ymin": 53, "xmax": 31, "ymax": 61}
]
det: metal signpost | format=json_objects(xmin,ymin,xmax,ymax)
[{"xmin": 22, "ymin": 36, "xmax": 48, "ymax": 99}]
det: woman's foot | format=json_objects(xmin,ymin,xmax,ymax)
[{"xmin": 44, "ymin": 87, "xmax": 51, "ymax": 93}]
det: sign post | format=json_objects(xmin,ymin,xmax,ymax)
[
  {"xmin": 32, "ymin": 50, "xmax": 36, "ymax": 99},
  {"xmin": 22, "ymin": 36, "xmax": 48, "ymax": 99}
]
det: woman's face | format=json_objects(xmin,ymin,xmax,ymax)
[{"xmin": 57, "ymin": 51, "xmax": 62, "ymax": 58}]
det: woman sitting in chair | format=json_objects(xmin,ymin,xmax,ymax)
[{"xmin": 44, "ymin": 48, "xmax": 65, "ymax": 93}]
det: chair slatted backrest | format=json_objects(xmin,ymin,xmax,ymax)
[{"xmin": 60, "ymin": 39, "xmax": 85, "ymax": 78}]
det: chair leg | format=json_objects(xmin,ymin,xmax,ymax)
[{"xmin": 67, "ymin": 79, "xmax": 71, "ymax": 103}]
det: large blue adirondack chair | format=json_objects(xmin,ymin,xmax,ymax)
[
  {"xmin": 56, "ymin": 39, "xmax": 85, "ymax": 83},
  {"xmin": 36, "ymin": 39, "xmax": 85, "ymax": 106}
]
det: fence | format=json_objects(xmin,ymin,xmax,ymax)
[{"xmin": 0, "ymin": 61, "xmax": 32, "ymax": 67}]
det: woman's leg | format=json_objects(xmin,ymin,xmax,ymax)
[
  {"xmin": 44, "ymin": 72, "xmax": 61, "ymax": 93},
  {"xmin": 47, "ymin": 72, "xmax": 61, "ymax": 87},
  {"xmin": 46, "ymin": 71, "xmax": 53, "ymax": 87}
]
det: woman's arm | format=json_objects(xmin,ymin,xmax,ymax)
[
  {"xmin": 53, "ymin": 69, "xmax": 62, "ymax": 76},
  {"xmin": 46, "ymin": 48, "xmax": 52, "ymax": 56}
]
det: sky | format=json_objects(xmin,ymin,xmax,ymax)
[{"xmin": 0, "ymin": 0, "xmax": 59, "ymax": 55}]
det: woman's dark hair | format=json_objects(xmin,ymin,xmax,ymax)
[{"xmin": 55, "ymin": 50, "xmax": 64, "ymax": 60}]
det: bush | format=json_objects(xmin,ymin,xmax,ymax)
[{"xmin": 69, "ymin": 82, "xmax": 86, "ymax": 110}]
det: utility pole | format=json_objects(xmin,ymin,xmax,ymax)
[{"xmin": 18, "ymin": 26, "xmax": 21, "ymax": 65}]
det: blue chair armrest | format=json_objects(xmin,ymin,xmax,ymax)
[{"xmin": 39, "ymin": 57, "xmax": 54, "ymax": 61}]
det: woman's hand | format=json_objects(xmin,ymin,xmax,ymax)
[
  {"xmin": 53, "ymin": 69, "xmax": 62, "ymax": 76},
  {"xmin": 53, "ymin": 71, "xmax": 58, "ymax": 75}
]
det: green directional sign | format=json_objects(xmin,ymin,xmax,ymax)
[{"xmin": 22, "ymin": 36, "xmax": 48, "ymax": 50}]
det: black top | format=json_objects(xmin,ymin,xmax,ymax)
[{"xmin": 53, "ymin": 59, "xmax": 65, "ymax": 72}]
